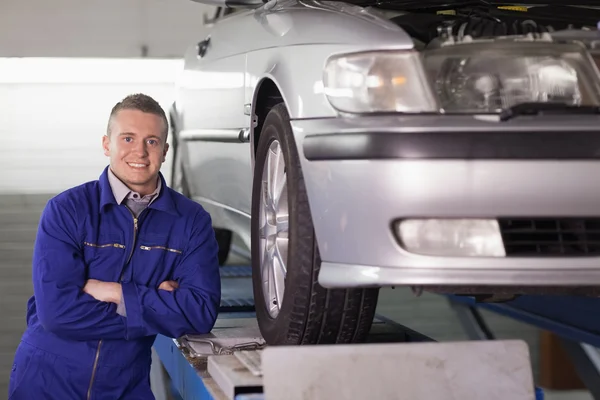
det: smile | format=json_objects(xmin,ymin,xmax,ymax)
[{"xmin": 127, "ymin": 163, "xmax": 149, "ymax": 168}]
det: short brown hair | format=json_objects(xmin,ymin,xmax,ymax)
[{"xmin": 107, "ymin": 93, "xmax": 168, "ymax": 139}]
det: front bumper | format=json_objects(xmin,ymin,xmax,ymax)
[{"xmin": 292, "ymin": 114, "xmax": 600, "ymax": 288}]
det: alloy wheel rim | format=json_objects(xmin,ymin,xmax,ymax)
[{"xmin": 259, "ymin": 139, "xmax": 289, "ymax": 319}]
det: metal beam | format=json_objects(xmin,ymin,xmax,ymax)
[
  {"xmin": 560, "ymin": 339, "xmax": 600, "ymax": 400},
  {"xmin": 449, "ymin": 299, "xmax": 495, "ymax": 341}
]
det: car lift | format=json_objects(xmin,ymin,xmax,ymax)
[
  {"xmin": 150, "ymin": 265, "xmax": 599, "ymax": 400},
  {"xmin": 448, "ymin": 294, "xmax": 600, "ymax": 399}
]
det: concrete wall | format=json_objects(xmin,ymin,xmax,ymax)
[
  {"xmin": 0, "ymin": 0, "xmax": 217, "ymax": 194},
  {"xmin": 0, "ymin": 0, "xmax": 213, "ymax": 58},
  {"xmin": 0, "ymin": 58, "xmax": 183, "ymax": 194}
]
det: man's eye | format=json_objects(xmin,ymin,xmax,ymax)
[
  {"xmin": 124, "ymin": 137, "xmax": 133, "ymax": 143},
  {"xmin": 148, "ymin": 140, "xmax": 157, "ymax": 145}
]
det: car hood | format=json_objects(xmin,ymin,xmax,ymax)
[
  {"xmin": 393, "ymin": 0, "xmax": 599, "ymax": 4},
  {"xmin": 365, "ymin": 0, "xmax": 600, "ymax": 7}
]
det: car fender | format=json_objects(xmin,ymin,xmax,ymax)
[{"xmin": 245, "ymin": 0, "xmax": 416, "ymax": 119}]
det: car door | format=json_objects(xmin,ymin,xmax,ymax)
[{"xmin": 175, "ymin": 8, "xmax": 253, "ymax": 238}]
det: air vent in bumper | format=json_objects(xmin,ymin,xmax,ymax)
[{"xmin": 498, "ymin": 218, "xmax": 600, "ymax": 256}]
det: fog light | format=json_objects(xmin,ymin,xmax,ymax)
[{"xmin": 396, "ymin": 219, "xmax": 506, "ymax": 257}]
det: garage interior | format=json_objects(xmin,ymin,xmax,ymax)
[
  {"xmin": 1, "ymin": 0, "xmax": 599, "ymax": 399},
  {"xmin": 1, "ymin": 196, "xmax": 594, "ymax": 399}
]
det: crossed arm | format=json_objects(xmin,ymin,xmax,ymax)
[
  {"xmin": 83, "ymin": 279, "xmax": 179, "ymax": 306},
  {"xmin": 33, "ymin": 199, "xmax": 221, "ymax": 341}
]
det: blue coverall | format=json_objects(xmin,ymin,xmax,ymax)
[{"xmin": 8, "ymin": 167, "xmax": 221, "ymax": 399}]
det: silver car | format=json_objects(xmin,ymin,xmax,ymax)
[{"xmin": 169, "ymin": 0, "xmax": 600, "ymax": 345}]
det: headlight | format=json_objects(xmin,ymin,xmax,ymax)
[
  {"xmin": 322, "ymin": 51, "xmax": 438, "ymax": 113},
  {"xmin": 323, "ymin": 41, "xmax": 600, "ymax": 114}
]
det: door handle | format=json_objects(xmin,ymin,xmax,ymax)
[{"xmin": 197, "ymin": 37, "xmax": 210, "ymax": 58}]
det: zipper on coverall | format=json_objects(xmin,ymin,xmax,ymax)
[{"xmin": 86, "ymin": 209, "xmax": 141, "ymax": 399}]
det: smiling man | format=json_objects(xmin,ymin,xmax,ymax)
[
  {"xmin": 104, "ymin": 100, "xmax": 166, "ymax": 197},
  {"xmin": 8, "ymin": 94, "xmax": 221, "ymax": 400}
]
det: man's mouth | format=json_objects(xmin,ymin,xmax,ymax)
[{"xmin": 127, "ymin": 162, "xmax": 149, "ymax": 169}]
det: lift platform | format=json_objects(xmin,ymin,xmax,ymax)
[
  {"xmin": 152, "ymin": 313, "xmax": 540, "ymax": 400},
  {"xmin": 151, "ymin": 265, "xmax": 597, "ymax": 400},
  {"xmin": 447, "ymin": 294, "xmax": 600, "ymax": 399}
]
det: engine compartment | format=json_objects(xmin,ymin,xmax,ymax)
[{"xmin": 385, "ymin": 5, "xmax": 600, "ymax": 48}]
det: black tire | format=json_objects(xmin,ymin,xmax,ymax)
[
  {"xmin": 214, "ymin": 228, "xmax": 232, "ymax": 266},
  {"xmin": 251, "ymin": 103, "xmax": 379, "ymax": 345}
]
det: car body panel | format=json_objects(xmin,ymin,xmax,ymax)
[
  {"xmin": 291, "ymin": 115, "xmax": 600, "ymax": 285},
  {"xmin": 174, "ymin": 0, "xmax": 600, "ymax": 286},
  {"xmin": 244, "ymin": 0, "xmax": 415, "ymax": 119},
  {"xmin": 174, "ymin": 0, "xmax": 417, "ymax": 250},
  {"xmin": 176, "ymin": 49, "xmax": 252, "ymax": 240},
  {"xmin": 175, "ymin": 11, "xmax": 252, "ymax": 237}
]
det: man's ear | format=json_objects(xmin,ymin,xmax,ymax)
[
  {"xmin": 162, "ymin": 142, "xmax": 169, "ymax": 162},
  {"xmin": 102, "ymin": 135, "xmax": 111, "ymax": 157}
]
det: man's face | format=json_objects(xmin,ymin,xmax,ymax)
[{"xmin": 102, "ymin": 109, "xmax": 169, "ymax": 196}]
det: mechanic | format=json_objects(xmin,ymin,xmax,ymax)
[{"xmin": 8, "ymin": 93, "xmax": 221, "ymax": 399}]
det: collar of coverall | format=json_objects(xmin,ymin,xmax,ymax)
[
  {"xmin": 98, "ymin": 165, "xmax": 180, "ymax": 217},
  {"xmin": 107, "ymin": 167, "xmax": 162, "ymax": 206}
]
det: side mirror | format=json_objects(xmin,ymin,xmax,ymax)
[{"xmin": 203, "ymin": 7, "xmax": 222, "ymax": 26}]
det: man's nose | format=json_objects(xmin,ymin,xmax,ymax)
[{"xmin": 133, "ymin": 141, "xmax": 148, "ymax": 157}]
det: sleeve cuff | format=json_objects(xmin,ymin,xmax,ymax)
[
  {"xmin": 116, "ymin": 288, "xmax": 127, "ymax": 317},
  {"xmin": 121, "ymin": 281, "xmax": 146, "ymax": 339}
]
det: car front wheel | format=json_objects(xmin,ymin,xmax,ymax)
[{"xmin": 251, "ymin": 103, "xmax": 379, "ymax": 345}]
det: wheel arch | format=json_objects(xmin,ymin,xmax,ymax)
[{"xmin": 251, "ymin": 77, "xmax": 286, "ymax": 159}]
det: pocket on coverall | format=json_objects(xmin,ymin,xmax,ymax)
[{"xmin": 8, "ymin": 341, "xmax": 57, "ymax": 400}]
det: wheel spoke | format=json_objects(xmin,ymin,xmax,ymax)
[
  {"xmin": 260, "ymin": 237, "xmax": 270, "ymax": 280},
  {"xmin": 276, "ymin": 214, "xmax": 289, "ymax": 238},
  {"xmin": 261, "ymin": 180, "xmax": 270, "ymax": 214},
  {"xmin": 272, "ymin": 245, "xmax": 285, "ymax": 309},
  {"xmin": 262, "ymin": 239, "xmax": 274, "ymax": 312},
  {"xmin": 268, "ymin": 245, "xmax": 277, "ymax": 315},
  {"xmin": 266, "ymin": 145, "xmax": 279, "ymax": 211},
  {"xmin": 271, "ymin": 144, "xmax": 283, "ymax": 204},
  {"xmin": 259, "ymin": 219, "xmax": 277, "ymax": 240},
  {"xmin": 275, "ymin": 237, "xmax": 288, "ymax": 276}
]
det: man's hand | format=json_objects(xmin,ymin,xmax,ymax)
[
  {"xmin": 83, "ymin": 279, "xmax": 122, "ymax": 304},
  {"xmin": 158, "ymin": 280, "xmax": 179, "ymax": 292}
]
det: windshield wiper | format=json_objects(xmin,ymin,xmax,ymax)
[{"xmin": 499, "ymin": 102, "xmax": 600, "ymax": 121}]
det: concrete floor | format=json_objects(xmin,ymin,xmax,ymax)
[{"xmin": 0, "ymin": 194, "xmax": 593, "ymax": 400}]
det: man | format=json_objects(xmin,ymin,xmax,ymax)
[{"xmin": 8, "ymin": 94, "xmax": 221, "ymax": 399}]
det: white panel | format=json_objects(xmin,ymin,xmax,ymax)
[
  {"xmin": 262, "ymin": 340, "xmax": 536, "ymax": 400},
  {"xmin": 143, "ymin": 0, "xmax": 216, "ymax": 58},
  {"xmin": 0, "ymin": 58, "xmax": 182, "ymax": 194}
]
